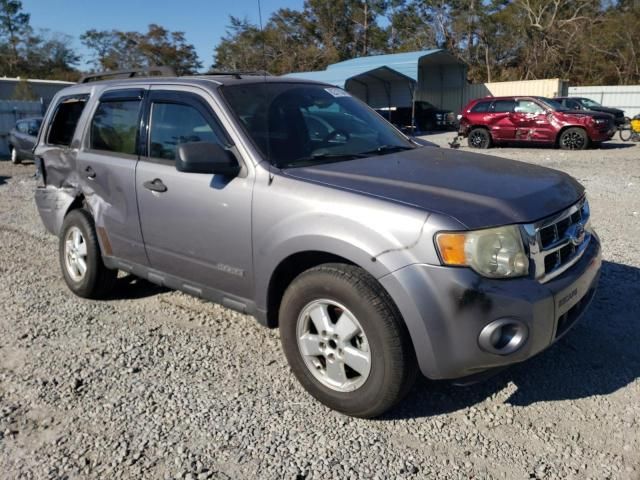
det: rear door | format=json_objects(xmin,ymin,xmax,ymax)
[
  {"xmin": 488, "ymin": 99, "xmax": 517, "ymax": 140},
  {"xmin": 75, "ymin": 87, "xmax": 149, "ymax": 265},
  {"xmin": 135, "ymin": 86, "xmax": 253, "ymax": 299}
]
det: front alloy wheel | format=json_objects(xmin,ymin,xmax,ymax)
[
  {"xmin": 559, "ymin": 127, "xmax": 588, "ymax": 150},
  {"xmin": 279, "ymin": 263, "xmax": 417, "ymax": 418},
  {"xmin": 296, "ymin": 299, "xmax": 371, "ymax": 392}
]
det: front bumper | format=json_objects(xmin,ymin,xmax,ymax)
[{"xmin": 379, "ymin": 233, "xmax": 601, "ymax": 379}]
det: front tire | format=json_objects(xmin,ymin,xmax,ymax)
[
  {"xmin": 559, "ymin": 127, "xmax": 589, "ymax": 150},
  {"xmin": 468, "ymin": 128, "xmax": 492, "ymax": 149},
  {"xmin": 10, "ymin": 146, "xmax": 21, "ymax": 164},
  {"xmin": 59, "ymin": 209, "xmax": 117, "ymax": 299},
  {"xmin": 279, "ymin": 263, "xmax": 417, "ymax": 418}
]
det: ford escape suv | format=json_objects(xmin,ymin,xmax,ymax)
[
  {"xmin": 459, "ymin": 96, "xmax": 615, "ymax": 150},
  {"xmin": 34, "ymin": 71, "xmax": 601, "ymax": 418}
]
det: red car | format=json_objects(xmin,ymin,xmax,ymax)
[{"xmin": 458, "ymin": 96, "xmax": 616, "ymax": 150}]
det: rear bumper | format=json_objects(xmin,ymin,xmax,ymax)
[{"xmin": 380, "ymin": 233, "xmax": 601, "ymax": 379}]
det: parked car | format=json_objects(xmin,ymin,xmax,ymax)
[
  {"xmin": 8, "ymin": 117, "xmax": 42, "ymax": 164},
  {"xmin": 34, "ymin": 73, "xmax": 601, "ymax": 417},
  {"xmin": 458, "ymin": 96, "xmax": 615, "ymax": 150},
  {"xmin": 376, "ymin": 101, "xmax": 457, "ymax": 132},
  {"xmin": 553, "ymin": 97, "xmax": 626, "ymax": 126}
]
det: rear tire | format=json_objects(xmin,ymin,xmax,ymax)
[
  {"xmin": 467, "ymin": 128, "xmax": 492, "ymax": 149},
  {"xmin": 279, "ymin": 263, "xmax": 417, "ymax": 418},
  {"xmin": 59, "ymin": 209, "xmax": 117, "ymax": 299},
  {"xmin": 559, "ymin": 127, "xmax": 589, "ymax": 150},
  {"xmin": 10, "ymin": 146, "xmax": 21, "ymax": 164}
]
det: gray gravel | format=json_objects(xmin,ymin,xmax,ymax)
[{"xmin": 1, "ymin": 137, "xmax": 639, "ymax": 479}]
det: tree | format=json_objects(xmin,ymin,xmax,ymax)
[
  {"xmin": 81, "ymin": 24, "xmax": 202, "ymax": 75},
  {"xmin": 11, "ymin": 78, "xmax": 37, "ymax": 100},
  {"xmin": 0, "ymin": 0, "xmax": 30, "ymax": 75}
]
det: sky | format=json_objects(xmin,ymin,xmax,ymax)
[{"xmin": 21, "ymin": 0, "xmax": 304, "ymax": 70}]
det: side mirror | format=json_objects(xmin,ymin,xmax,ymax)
[{"xmin": 176, "ymin": 142, "xmax": 241, "ymax": 177}]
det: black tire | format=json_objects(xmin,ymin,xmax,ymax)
[
  {"xmin": 59, "ymin": 209, "xmax": 117, "ymax": 299},
  {"xmin": 10, "ymin": 145, "xmax": 21, "ymax": 164},
  {"xmin": 619, "ymin": 117, "xmax": 632, "ymax": 142},
  {"xmin": 279, "ymin": 263, "xmax": 417, "ymax": 418},
  {"xmin": 467, "ymin": 127, "xmax": 492, "ymax": 149},
  {"xmin": 559, "ymin": 127, "xmax": 589, "ymax": 150}
]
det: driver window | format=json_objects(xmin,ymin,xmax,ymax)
[
  {"xmin": 566, "ymin": 99, "xmax": 581, "ymax": 109},
  {"xmin": 514, "ymin": 100, "xmax": 544, "ymax": 114},
  {"xmin": 149, "ymin": 102, "xmax": 222, "ymax": 161}
]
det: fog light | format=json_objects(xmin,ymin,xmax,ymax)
[{"xmin": 478, "ymin": 319, "xmax": 528, "ymax": 355}]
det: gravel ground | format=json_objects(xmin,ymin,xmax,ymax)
[{"xmin": 1, "ymin": 138, "xmax": 639, "ymax": 480}]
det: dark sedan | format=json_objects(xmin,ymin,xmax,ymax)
[
  {"xmin": 8, "ymin": 117, "xmax": 42, "ymax": 164},
  {"xmin": 554, "ymin": 97, "xmax": 626, "ymax": 126}
]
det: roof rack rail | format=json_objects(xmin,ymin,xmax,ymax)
[
  {"xmin": 199, "ymin": 70, "xmax": 272, "ymax": 79},
  {"xmin": 78, "ymin": 66, "xmax": 176, "ymax": 84}
]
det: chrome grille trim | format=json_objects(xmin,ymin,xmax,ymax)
[{"xmin": 521, "ymin": 197, "xmax": 591, "ymax": 284}]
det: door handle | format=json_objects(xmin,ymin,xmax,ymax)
[
  {"xmin": 85, "ymin": 166, "xmax": 96, "ymax": 179},
  {"xmin": 143, "ymin": 178, "xmax": 167, "ymax": 193}
]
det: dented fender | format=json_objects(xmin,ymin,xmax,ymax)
[{"xmin": 35, "ymin": 186, "xmax": 79, "ymax": 236}]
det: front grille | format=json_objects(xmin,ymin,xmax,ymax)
[{"xmin": 523, "ymin": 198, "xmax": 591, "ymax": 283}]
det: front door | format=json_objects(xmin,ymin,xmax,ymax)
[
  {"xmin": 511, "ymin": 99, "xmax": 555, "ymax": 143},
  {"xmin": 135, "ymin": 87, "xmax": 253, "ymax": 299}
]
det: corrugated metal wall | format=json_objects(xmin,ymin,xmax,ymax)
[
  {"xmin": 417, "ymin": 64, "xmax": 467, "ymax": 112},
  {"xmin": 0, "ymin": 100, "xmax": 43, "ymax": 157},
  {"xmin": 419, "ymin": 78, "xmax": 568, "ymax": 113},
  {"xmin": 568, "ymin": 85, "xmax": 640, "ymax": 118}
]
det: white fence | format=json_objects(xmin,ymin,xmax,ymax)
[
  {"xmin": 568, "ymin": 85, "xmax": 640, "ymax": 118},
  {"xmin": 0, "ymin": 100, "xmax": 44, "ymax": 157}
]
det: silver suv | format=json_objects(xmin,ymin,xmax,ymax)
[{"xmin": 34, "ymin": 71, "xmax": 601, "ymax": 417}]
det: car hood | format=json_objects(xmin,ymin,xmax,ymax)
[
  {"xmin": 559, "ymin": 109, "xmax": 613, "ymax": 120},
  {"xmin": 282, "ymin": 147, "xmax": 584, "ymax": 229},
  {"xmin": 586, "ymin": 106, "xmax": 624, "ymax": 116}
]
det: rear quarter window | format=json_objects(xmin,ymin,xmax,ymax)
[{"xmin": 47, "ymin": 96, "xmax": 89, "ymax": 146}]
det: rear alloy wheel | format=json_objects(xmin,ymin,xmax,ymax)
[
  {"xmin": 10, "ymin": 146, "xmax": 21, "ymax": 164},
  {"xmin": 279, "ymin": 263, "xmax": 417, "ymax": 418},
  {"xmin": 59, "ymin": 209, "xmax": 117, "ymax": 299},
  {"xmin": 559, "ymin": 127, "xmax": 589, "ymax": 150},
  {"xmin": 468, "ymin": 128, "xmax": 492, "ymax": 149}
]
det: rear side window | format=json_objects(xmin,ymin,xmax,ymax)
[
  {"xmin": 47, "ymin": 96, "xmax": 89, "ymax": 146},
  {"xmin": 470, "ymin": 101, "xmax": 491, "ymax": 113},
  {"xmin": 149, "ymin": 102, "xmax": 224, "ymax": 161},
  {"xmin": 492, "ymin": 100, "xmax": 516, "ymax": 113},
  {"xmin": 90, "ymin": 100, "xmax": 142, "ymax": 155},
  {"xmin": 16, "ymin": 121, "xmax": 28, "ymax": 133}
]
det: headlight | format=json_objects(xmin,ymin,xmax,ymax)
[
  {"xmin": 593, "ymin": 118, "xmax": 608, "ymax": 124},
  {"xmin": 435, "ymin": 225, "xmax": 529, "ymax": 278}
]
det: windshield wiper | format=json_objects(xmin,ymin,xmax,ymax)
[{"xmin": 361, "ymin": 144, "xmax": 415, "ymax": 155}]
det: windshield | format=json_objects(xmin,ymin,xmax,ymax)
[
  {"xmin": 220, "ymin": 82, "xmax": 414, "ymax": 168},
  {"xmin": 535, "ymin": 97, "xmax": 565, "ymax": 111},
  {"xmin": 581, "ymin": 98, "xmax": 602, "ymax": 108}
]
